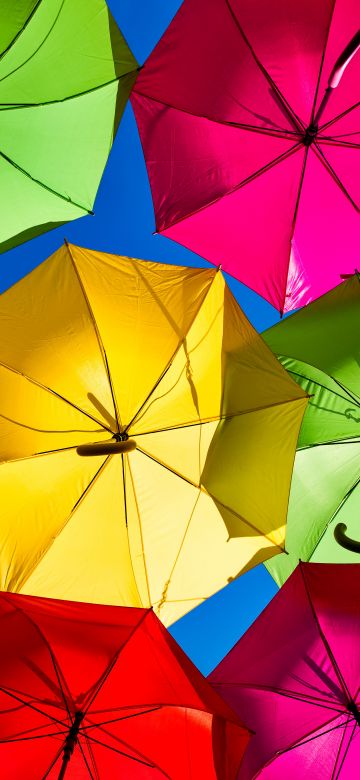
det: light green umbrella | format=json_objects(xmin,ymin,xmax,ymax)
[
  {"xmin": 0, "ymin": 0, "xmax": 138, "ymax": 251},
  {"xmin": 263, "ymin": 272, "xmax": 360, "ymax": 586}
]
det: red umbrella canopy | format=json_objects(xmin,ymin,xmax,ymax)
[
  {"xmin": 210, "ymin": 562, "xmax": 360, "ymax": 779},
  {"xmin": 132, "ymin": 0, "xmax": 360, "ymax": 314},
  {"xmin": 0, "ymin": 593, "xmax": 249, "ymax": 779}
]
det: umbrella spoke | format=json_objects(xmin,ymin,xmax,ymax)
[
  {"xmin": 313, "ymin": 143, "xmax": 359, "ymax": 212},
  {"xmin": 214, "ymin": 681, "xmax": 345, "ymax": 713}
]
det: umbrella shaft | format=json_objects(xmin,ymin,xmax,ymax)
[{"xmin": 57, "ymin": 755, "xmax": 70, "ymax": 780}]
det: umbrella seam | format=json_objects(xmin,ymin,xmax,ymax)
[
  {"xmin": 0, "ymin": 71, "xmax": 139, "ymax": 109},
  {"xmin": 136, "ymin": 445, "xmax": 286, "ymax": 551},
  {"xmin": 0, "ymin": 147, "xmax": 93, "ymax": 214},
  {"xmin": 152, "ymin": 141, "xmax": 303, "ymax": 235},
  {"xmin": 0, "ymin": 359, "xmax": 113, "ymax": 434},
  {"xmin": 299, "ymin": 563, "xmax": 352, "ymax": 702},
  {"xmin": 320, "ymin": 100, "xmax": 360, "ymax": 133},
  {"xmin": 83, "ymin": 608, "xmax": 152, "ymax": 714},
  {"xmin": 124, "ymin": 270, "xmax": 219, "ymax": 432},
  {"xmin": 0, "ymin": 0, "xmax": 43, "ymax": 64},
  {"xmin": 312, "ymin": 142, "xmax": 359, "ymax": 211},
  {"xmin": 15, "ymin": 455, "xmax": 112, "ymax": 593},
  {"xmin": 125, "ymin": 455, "xmax": 152, "ymax": 607},
  {"xmin": 1, "ymin": 592, "xmax": 73, "ymax": 718},
  {"xmin": 310, "ymin": 0, "xmax": 337, "ymax": 125},
  {"xmin": 279, "ymin": 146, "xmax": 309, "ymax": 314},
  {"xmin": 224, "ymin": 0, "xmax": 304, "ymax": 132},
  {"xmin": 121, "ymin": 452, "xmax": 148, "ymax": 608},
  {"xmin": 132, "ymin": 89, "xmax": 299, "ymax": 139},
  {"xmin": 65, "ymin": 242, "xmax": 121, "ymax": 431}
]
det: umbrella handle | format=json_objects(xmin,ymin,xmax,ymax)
[
  {"xmin": 313, "ymin": 29, "xmax": 360, "ymax": 127},
  {"xmin": 334, "ymin": 522, "xmax": 360, "ymax": 553},
  {"xmin": 77, "ymin": 439, "xmax": 137, "ymax": 456}
]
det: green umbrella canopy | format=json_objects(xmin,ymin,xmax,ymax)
[
  {"xmin": 263, "ymin": 273, "xmax": 360, "ymax": 585},
  {"xmin": 0, "ymin": 0, "xmax": 138, "ymax": 252}
]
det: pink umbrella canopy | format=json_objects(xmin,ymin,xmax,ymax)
[
  {"xmin": 210, "ymin": 562, "xmax": 360, "ymax": 779},
  {"xmin": 132, "ymin": 0, "xmax": 360, "ymax": 314}
]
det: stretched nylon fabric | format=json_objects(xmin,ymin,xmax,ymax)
[
  {"xmin": 0, "ymin": 244, "xmax": 307, "ymax": 624},
  {"xmin": 263, "ymin": 274, "xmax": 360, "ymax": 585},
  {"xmin": 132, "ymin": 0, "xmax": 360, "ymax": 312},
  {"xmin": 0, "ymin": 0, "xmax": 138, "ymax": 252},
  {"xmin": 0, "ymin": 592, "xmax": 249, "ymax": 778},
  {"xmin": 210, "ymin": 562, "xmax": 360, "ymax": 780}
]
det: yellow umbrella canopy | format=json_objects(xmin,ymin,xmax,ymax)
[{"xmin": 0, "ymin": 245, "xmax": 307, "ymax": 625}]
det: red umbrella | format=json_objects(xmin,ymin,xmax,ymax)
[
  {"xmin": 0, "ymin": 593, "xmax": 249, "ymax": 778},
  {"xmin": 132, "ymin": 0, "xmax": 360, "ymax": 313}
]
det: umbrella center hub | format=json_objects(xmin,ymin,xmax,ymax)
[
  {"xmin": 347, "ymin": 700, "xmax": 360, "ymax": 726},
  {"xmin": 113, "ymin": 431, "xmax": 129, "ymax": 442},
  {"xmin": 303, "ymin": 124, "xmax": 318, "ymax": 146}
]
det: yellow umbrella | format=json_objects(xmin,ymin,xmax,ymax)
[{"xmin": 0, "ymin": 244, "xmax": 307, "ymax": 625}]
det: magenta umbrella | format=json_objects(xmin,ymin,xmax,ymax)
[
  {"xmin": 210, "ymin": 562, "xmax": 360, "ymax": 779},
  {"xmin": 132, "ymin": 0, "xmax": 360, "ymax": 314}
]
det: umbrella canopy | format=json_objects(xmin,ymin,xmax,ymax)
[
  {"xmin": 262, "ymin": 273, "xmax": 360, "ymax": 587},
  {"xmin": 0, "ymin": 0, "xmax": 138, "ymax": 252},
  {"xmin": 132, "ymin": 0, "xmax": 360, "ymax": 313},
  {"xmin": 0, "ymin": 243, "xmax": 307, "ymax": 625},
  {"xmin": 0, "ymin": 592, "xmax": 249, "ymax": 778},
  {"xmin": 210, "ymin": 562, "xmax": 360, "ymax": 779}
]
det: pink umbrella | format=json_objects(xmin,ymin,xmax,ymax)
[
  {"xmin": 132, "ymin": 1, "xmax": 360, "ymax": 314},
  {"xmin": 210, "ymin": 562, "xmax": 360, "ymax": 779}
]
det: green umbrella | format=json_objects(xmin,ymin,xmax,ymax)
[
  {"xmin": 263, "ymin": 272, "xmax": 360, "ymax": 586},
  {"xmin": 0, "ymin": 0, "xmax": 138, "ymax": 252}
]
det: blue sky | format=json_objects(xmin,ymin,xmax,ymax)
[{"xmin": 2, "ymin": 0, "xmax": 280, "ymax": 675}]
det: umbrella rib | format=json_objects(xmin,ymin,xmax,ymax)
[
  {"xmin": 286, "ymin": 366, "xmax": 360, "ymax": 407},
  {"xmin": 124, "ymin": 271, "xmax": 219, "ymax": 433},
  {"xmin": 134, "ymin": 394, "xmax": 307, "ymax": 437},
  {"xmin": 279, "ymin": 146, "xmax": 309, "ymax": 314},
  {"xmin": 136, "ymin": 446, "xmax": 285, "ymax": 551},
  {"xmin": 154, "ymin": 141, "xmax": 303, "ymax": 235},
  {"xmin": 16, "ymin": 454, "xmax": 112, "ymax": 592},
  {"xmin": 312, "ymin": 142, "xmax": 359, "ymax": 211},
  {"xmin": 0, "ymin": 359, "xmax": 113, "ymax": 434},
  {"xmin": 0, "ymin": 0, "xmax": 43, "ymax": 62},
  {"xmin": 214, "ymin": 682, "xmax": 345, "ymax": 713},
  {"xmin": 0, "ymin": 71, "xmax": 140, "ymax": 110},
  {"xmin": 0, "ymin": 729, "xmax": 68, "ymax": 744},
  {"xmin": 41, "ymin": 745, "xmax": 66, "ymax": 780},
  {"xmin": 224, "ymin": 0, "xmax": 304, "ymax": 131},
  {"xmin": 83, "ymin": 609, "xmax": 151, "ymax": 714},
  {"xmin": 320, "ymin": 100, "xmax": 360, "ymax": 133},
  {"xmin": 65, "ymin": 242, "xmax": 121, "ymax": 432},
  {"xmin": 0, "ymin": 147, "xmax": 93, "ymax": 214},
  {"xmin": 331, "ymin": 717, "xmax": 355, "ymax": 780},
  {"xmin": 82, "ymin": 731, "xmax": 171, "ymax": 776},
  {"xmin": 309, "ymin": 0, "xmax": 337, "ymax": 126},
  {"xmin": 133, "ymin": 89, "xmax": 299, "ymax": 139},
  {"xmin": 78, "ymin": 737, "xmax": 97, "ymax": 780},
  {"xmin": 81, "ymin": 707, "xmax": 162, "ymax": 731},
  {"xmin": 299, "ymin": 562, "xmax": 352, "ymax": 702},
  {"xmin": 1, "ymin": 592, "xmax": 73, "ymax": 719},
  {"xmin": 125, "ymin": 455, "xmax": 152, "ymax": 606},
  {"xmin": 0, "ymin": 685, "xmax": 68, "ymax": 728},
  {"xmin": 252, "ymin": 714, "xmax": 349, "ymax": 776},
  {"xmin": 319, "ymin": 137, "xmax": 360, "ymax": 150}
]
